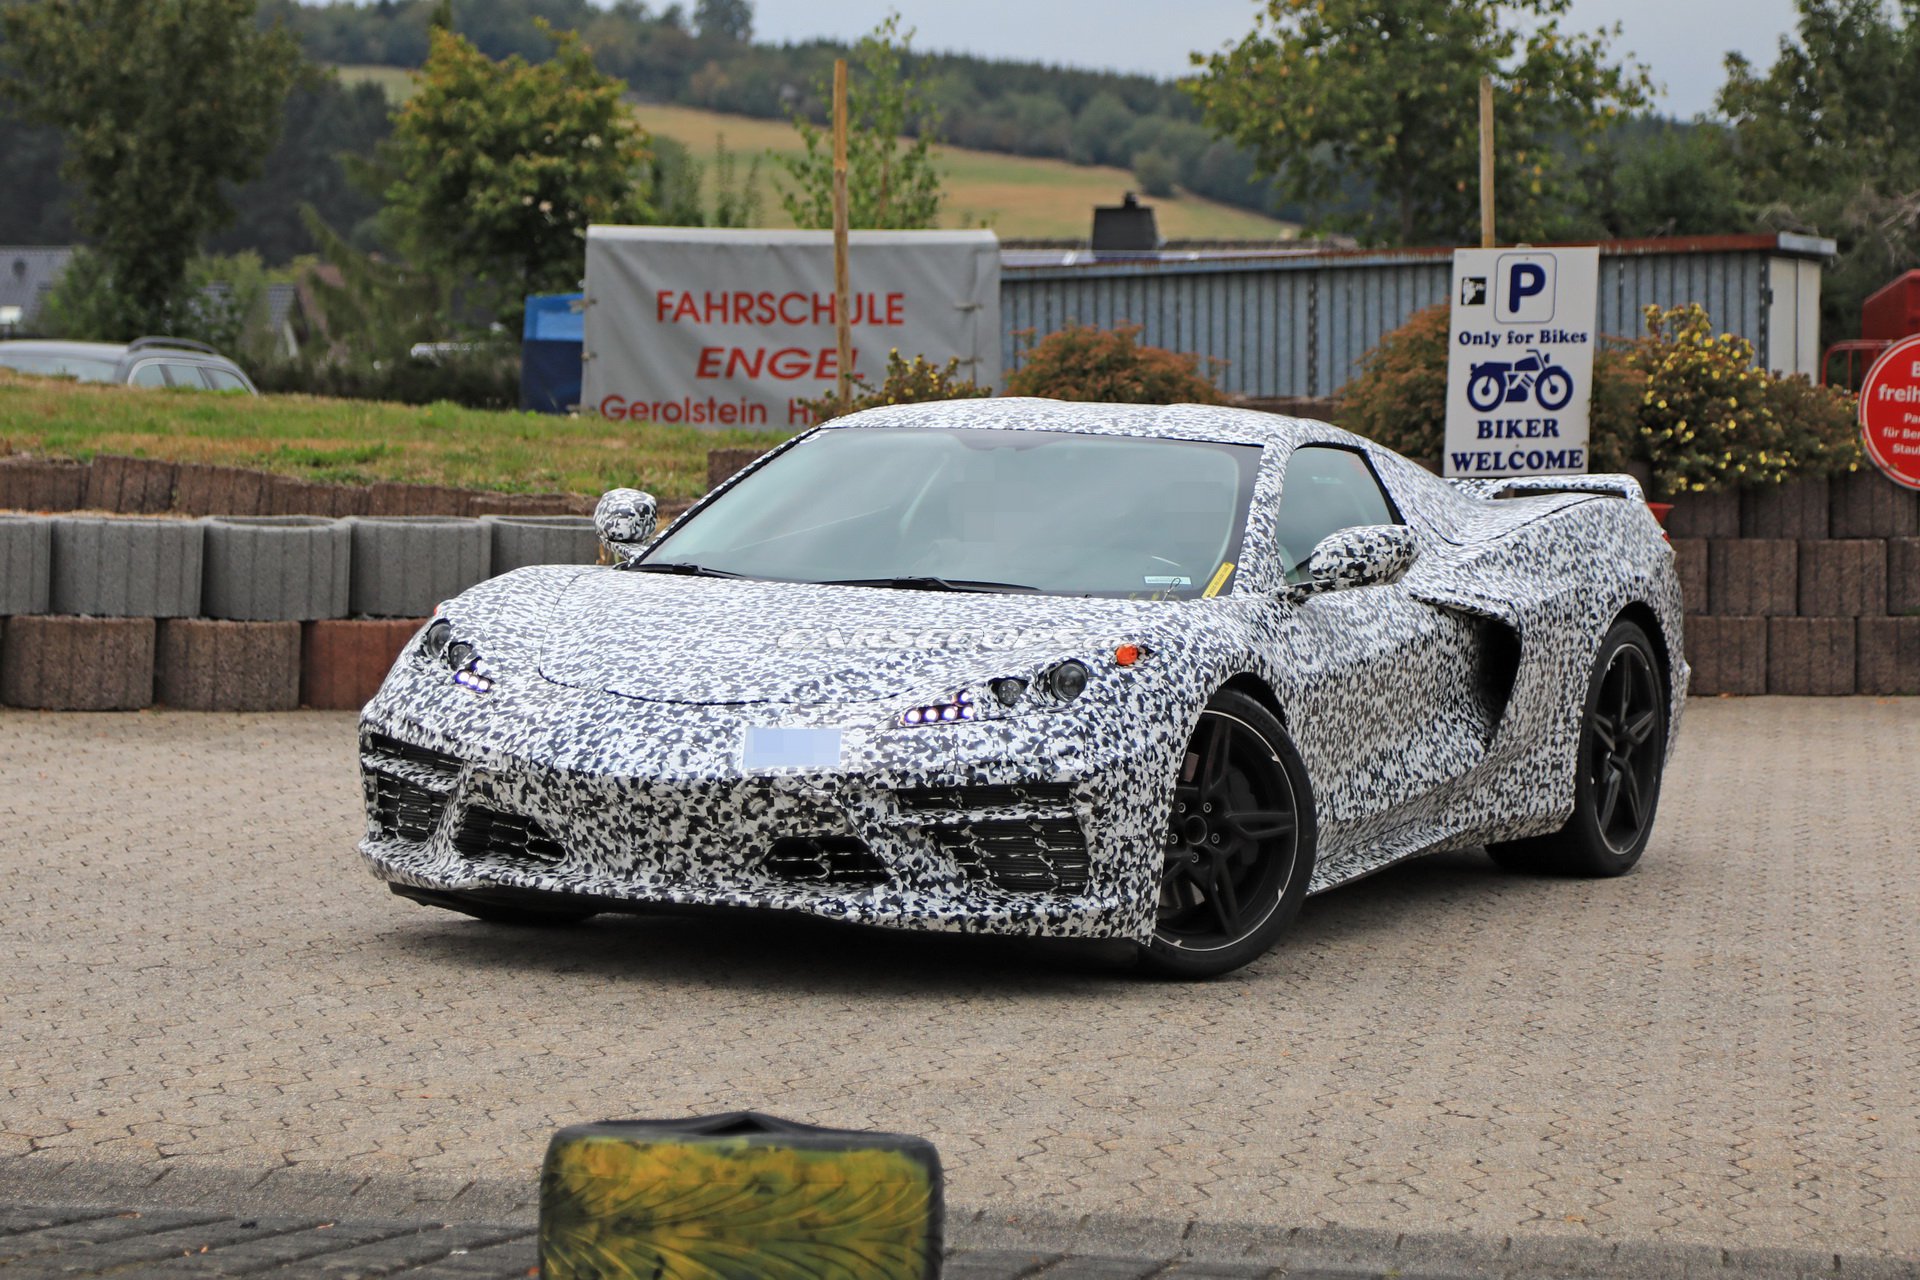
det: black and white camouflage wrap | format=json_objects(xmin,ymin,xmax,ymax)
[{"xmin": 357, "ymin": 399, "xmax": 1688, "ymax": 944}]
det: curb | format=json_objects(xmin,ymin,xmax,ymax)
[
  {"xmin": 347, "ymin": 517, "xmax": 491, "ymax": 619},
  {"xmin": 0, "ymin": 615, "xmax": 155, "ymax": 710},
  {"xmin": 49, "ymin": 516, "xmax": 204, "ymax": 617},
  {"xmin": 0, "ymin": 514, "xmax": 51, "ymax": 615},
  {"xmin": 301, "ymin": 618, "xmax": 427, "ymax": 710},
  {"xmin": 201, "ymin": 516, "xmax": 351, "ymax": 621},
  {"xmin": 156, "ymin": 619, "xmax": 302, "ymax": 711},
  {"xmin": 482, "ymin": 514, "xmax": 599, "ymax": 574}
]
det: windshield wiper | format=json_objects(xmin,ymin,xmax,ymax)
[
  {"xmin": 822, "ymin": 575, "xmax": 1039, "ymax": 594},
  {"xmin": 628, "ymin": 560, "xmax": 748, "ymax": 579}
]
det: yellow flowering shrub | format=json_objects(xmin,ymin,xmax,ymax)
[
  {"xmin": 798, "ymin": 349, "xmax": 991, "ymax": 424},
  {"xmin": 1631, "ymin": 303, "xmax": 1858, "ymax": 494}
]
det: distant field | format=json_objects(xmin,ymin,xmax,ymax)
[
  {"xmin": 0, "ymin": 373, "xmax": 787, "ymax": 505},
  {"xmin": 332, "ymin": 66, "xmax": 1296, "ymax": 241}
]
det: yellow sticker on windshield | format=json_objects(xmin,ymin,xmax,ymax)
[{"xmin": 1203, "ymin": 561, "xmax": 1235, "ymax": 598}]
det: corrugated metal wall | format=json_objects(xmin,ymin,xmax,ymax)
[{"xmin": 1001, "ymin": 245, "xmax": 1799, "ymax": 398}]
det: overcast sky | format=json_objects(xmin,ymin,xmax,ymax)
[{"xmin": 748, "ymin": 0, "xmax": 1803, "ymax": 119}]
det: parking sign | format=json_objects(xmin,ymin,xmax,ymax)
[{"xmin": 1444, "ymin": 247, "xmax": 1599, "ymax": 478}]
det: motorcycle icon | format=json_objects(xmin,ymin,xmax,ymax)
[{"xmin": 1466, "ymin": 348, "xmax": 1576, "ymax": 412}]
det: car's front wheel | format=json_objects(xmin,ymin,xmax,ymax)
[
  {"xmin": 1488, "ymin": 619, "xmax": 1668, "ymax": 876},
  {"xmin": 1139, "ymin": 689, "xmax": 1317, "ymax": 979}
]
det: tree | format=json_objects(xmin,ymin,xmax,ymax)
[
  {"xmin": 0, "ymin": 0, "xmax": 303, "ymax": 335},
  {"xmin": 1716, "ymin": 0, "xmax": 1920, "ymax": 340},
  {"xmin": 1186, "ymin": 0, "xmax": 1650, "ymax": 245},
  {"xmin": 694, "ymin": 0, "xmax": 752, "ymax": 43},
  {"xmin": 777, "ymin": 14, "xmax": 944, "ymax": 230},
  {"xmin": 380, "ymin": 23, "xmax": 652, "ymax": 325}
]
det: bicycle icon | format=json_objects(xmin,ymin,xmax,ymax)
[{"xmin": 1466, "ymin": 349, "xmax": 1576, "ymax": 412}]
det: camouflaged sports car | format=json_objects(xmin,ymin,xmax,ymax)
[{"xmin": 357, "ymin": 399, "xmax": 1687, "ymax": 977}]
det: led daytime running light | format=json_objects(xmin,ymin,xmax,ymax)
[{"xmin": 900, "ymin": 688, "xmax": 972, "ymax": 727}]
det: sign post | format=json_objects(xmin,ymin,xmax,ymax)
[
  {"xmin": 831, "ymin": 58, "xmax": 852, "ymax": 415},
  {"xmin": 1443, "ymin": 247, "xmax": 1600, "ymax": 478},
  {"xmin": 1858, "ymin": 333, "xmax": 1920, "ymax": 491}
]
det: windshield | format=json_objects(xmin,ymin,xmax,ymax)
[
  {"xmin": 0, "ymin": 351, "xmax": 119, "ymax": 383},
  {"xmin": 647, "ymin": 426, "xmax": 1262, "ymax": 599}
]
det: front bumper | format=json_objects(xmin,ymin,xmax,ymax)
[{"xmin": 357, "ymin": 677, "xmax": 1170, "ymax": 943}]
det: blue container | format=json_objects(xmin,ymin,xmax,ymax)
[{"xmin": 521, "ymin": 293, "xmax": 585, "ymax": 414}]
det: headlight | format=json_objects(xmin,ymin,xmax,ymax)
[
  {"xmin": 1046, "ymin": 660, "xmax": 1089, "ymax": 702},
  {"xmin": 419, "ymin": 616, "xmax": 493, "ymax": 694}
]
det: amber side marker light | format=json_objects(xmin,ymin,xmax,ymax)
[{"xmin": 1114, "ymin": 643, "xmax": 1142, "ymax": 667}]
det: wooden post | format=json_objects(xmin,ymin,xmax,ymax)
[
  {"xmin": 832, "ymin": 58, "xmax": 852, "ymax": 413},
  {"xmin": 1478, "ymin": 75, "xmax": 1495, "ymax": 249}
]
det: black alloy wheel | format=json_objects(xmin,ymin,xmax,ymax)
[
  {"xmin": 1141, "ymin": 688, "xmax": 1316, "ymax": 979},
  {"xmin": 1489, "ymin": 619, "xmax": 1668, "ymax": 876}
]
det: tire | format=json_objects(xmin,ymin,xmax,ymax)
[
  {"xmin": 1467, "ymin": 370, "xmax": 1506, "ymax": 412},
  {"xmin": 1489, "ymin": 620, "xmax": 1667, "ymax": 876},
  {"xmin": 1535, "ymin": 367, "xmax": 1575, "ymax": 411},
  {"xmin": 1138, "ymin": 689, "xmax": 1318, "ymax": 979}
]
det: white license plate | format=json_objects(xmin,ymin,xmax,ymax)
[{"xmin": 741, "ymin": 727, "xmax": 843, "ymax": 770}]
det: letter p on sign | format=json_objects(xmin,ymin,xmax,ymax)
[{"xmin": 1498, "ymin": 253, "xmax": 1556, "ymax": 324}]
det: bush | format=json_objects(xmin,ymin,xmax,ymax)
[
  {"xmin": 796, "ymin": 349, "xmax": 991, "ymax": 424},
  {"xmin": 1335, "ymin": 301, "xmax": 1861, "ymax": 495},
  {"xmin": 1132, "ymin": 150, "xmax": 1179, "ymax": 199},
  {"xmin": 252, "ymin": 344, "xmax": 522, "ymax": 411},
  {"xmin": 1006, "ymin": 323, "xmax": 1225, "ymax": 404},
  {"xmin": 1633, "ymin": 303, "xmax": 1860, "ymax": 493}
]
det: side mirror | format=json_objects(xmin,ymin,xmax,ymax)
[
  {"xmin": 1288, "ymin": 524, "xmax": 1418, "ymax": 601},
  {"xmin": 594, "ymin": 488, "xmax": 658, "ymax": 567}
]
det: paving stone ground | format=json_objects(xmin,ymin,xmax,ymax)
[{"xmin": 1, "ymin": 699, "xmax": 1916, "ymax": 1275}]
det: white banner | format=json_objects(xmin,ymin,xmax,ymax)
[
  {"xmin": 582, "ymin": 227, "xmax": 1001, "ymax": 430},
  {"xmin": 1444, "ymin": 247, "xmax": 1599, "ymax": 477}
]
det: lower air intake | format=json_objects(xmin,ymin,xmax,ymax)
[
  {"xmin": 368, "ymin": 771, "xmax": 451, "ymax": 842},
  {"xmin": 930, "ymin": 817, "xmax": 1091, "ymax": 893},
  {"xmin": 452, "ymin": 805, "xmax": 568, "ymax": 866},
  {"xmin": 763, "ymin": 836, "xmax": 890, "ymax": 888}
]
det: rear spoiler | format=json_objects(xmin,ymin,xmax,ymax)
[{"xmin": 1446, "ymin": 474, "xmax": 1645, "ymax": 504}]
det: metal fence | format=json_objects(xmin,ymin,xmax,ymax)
[{"xmin": 999, "ymin": 233, "xmax": 1835, "ymax": 400}]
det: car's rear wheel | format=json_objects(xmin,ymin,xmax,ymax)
[
  {"xmin": 1139, "ymin": 689, "xmax": 1317, "ymax": 979},
  {"xmin": 1488, "ymin": 619, "xmax": 1667, "ymax": 876}
]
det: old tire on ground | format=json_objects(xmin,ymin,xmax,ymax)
[
  {"xmin": 1488, "ymin": 619, "xmax": 1668, "ymax": 877},
  {"xmin": 202, "ymin": 516, "xmax": 351, "ymax": 621},
  {"xmin": 347, "ymin": 516, "xmax": 491, "ymax": 619},
  {"xmin": 1138, "ymin": 688, "xmax": 1317, "ymax": 980},
  {"xmin": 482, "ymin": 514, "xmax": 599, "ymax": 575}
]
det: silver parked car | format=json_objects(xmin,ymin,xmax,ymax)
[{"xmin": 0, "ymin": 337, "xmax": 257, "ymax": 393}]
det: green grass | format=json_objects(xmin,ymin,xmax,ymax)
[
  {"xmin": 0, "ymin": 373, "xmax": 789, "ymax": 505},
  {"xmin": 332, "ymin": 66, "xmax": 1299, "ymax": 242}
]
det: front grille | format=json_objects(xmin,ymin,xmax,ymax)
[
  {"xmin": 930, "ymin": 817, "xmax": 1091, "ymax": 893},
  {"xmin": 367, "ymin": 770, "xmax": 451, "ymax": 842},
  {"xmin": 895, "ymin": 782, "xmax": 1074, "ymax": 812},
  {"xmin": 762, "ymin": 836, "xmax": 890, "ymax": 888},
  {"xmin": 452, "ymin": 805, "xmax": 568, "ymax": 866},
  {"xmin": 366, "ymin": 733, "xmax": 463, "ymax": 780}
]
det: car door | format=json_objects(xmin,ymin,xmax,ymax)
[{"xmin": 1261, "ymin": 444, "xmax": 1488, "ymax": 828}]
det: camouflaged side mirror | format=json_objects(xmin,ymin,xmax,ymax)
[
  {"xmin": 594, "ymin": 488, "xmax": 658, "ymax": 567},
  {"xmin": 1288, "ymin": 524, "xmax": 1419, "ymax": 602}
]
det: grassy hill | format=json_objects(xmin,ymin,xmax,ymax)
[{"xmin": 334, "ymin": 67, "xmax": 1297, "ymax": 242}]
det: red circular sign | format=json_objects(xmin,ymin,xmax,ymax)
[{"xmin": 1859, "ymin": 333, "xmax": 1920, "ymax": 491}]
